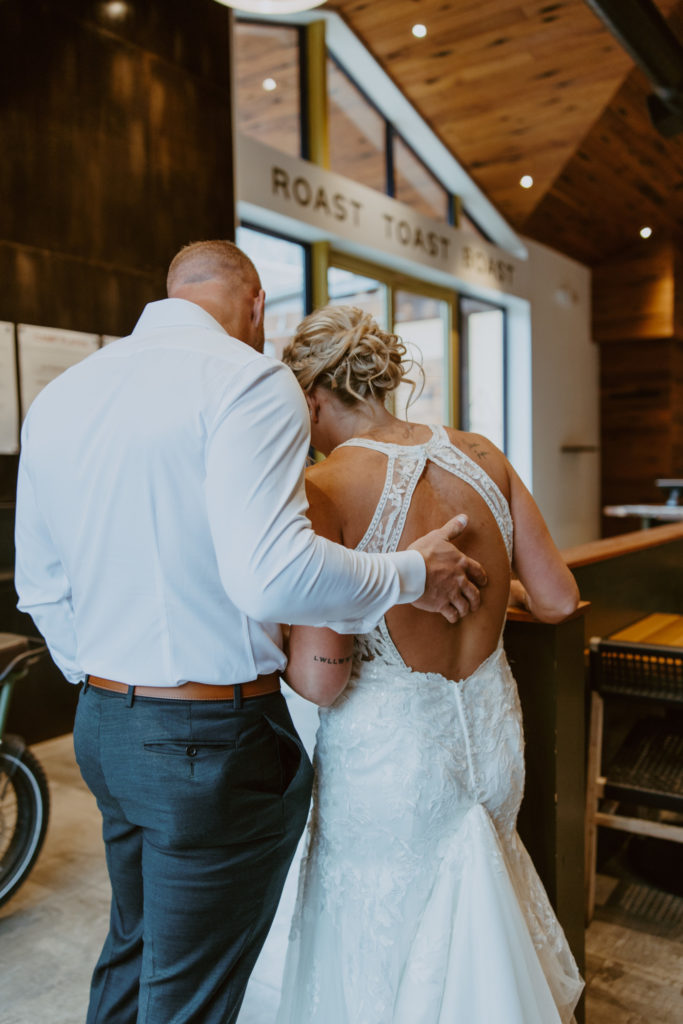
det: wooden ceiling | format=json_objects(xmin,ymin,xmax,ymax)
[{"xmin": 327, "ymin": 0, "xmax": 683, "ymax": 266}]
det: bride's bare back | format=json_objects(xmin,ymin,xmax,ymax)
[{"xmin": 307, "ymin": 424, "xmax": 512, "ymax": 682}]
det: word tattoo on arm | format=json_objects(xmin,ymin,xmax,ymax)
[{"xmin": 313, "ymin": 654, "xmax": 353, "ymax": 665}]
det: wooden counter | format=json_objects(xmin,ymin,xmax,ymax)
[
  {"xmin": 562, "ymin": 522, "xmax": 683, "ymax": 642},
  {"xmin": 610, "ymin": 612, "xmax": 683, "ymax": 647},
  {"xmin": 503, "ymin": 603, "xmax": 588, "ymax": 1019}
]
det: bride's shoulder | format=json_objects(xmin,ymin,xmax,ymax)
[
  {"xmin": 442, "ymin": 427, "xmax": 501, "ymax": 458},
  {"xmin": 440, "ymin": 428, "xmax": 511, "ymax": 496},
  {"xmin": 306, "ymin": 445, "xmax": 381, "ymax": 494},
  {"xmin": 307, "ymin": 442, "xmax": 382, "ymax": 473},
  {"xmin": 305, "ymin": 447, "xmax": 386, "ymax": 530}
]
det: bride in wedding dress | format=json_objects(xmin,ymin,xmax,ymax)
[{"xmin": 275, "ymin": 304, "xmax": 584, "ymax": 1024}]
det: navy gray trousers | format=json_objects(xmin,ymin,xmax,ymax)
[{"xmin": 74, "ymin": 682, "xmax": 313, "ymax": 1024}]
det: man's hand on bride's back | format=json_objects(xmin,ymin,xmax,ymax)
[{"xmin": 409, "ymin": 514, "xmax": 487, "ymax": 623}]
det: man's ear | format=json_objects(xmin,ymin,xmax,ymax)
[{"xmin": 252, "ymin": 288, "xmax": 265, "ymax": 327}]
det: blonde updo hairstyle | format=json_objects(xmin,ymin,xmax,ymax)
[{"xmin": 283, "ymin": 304, "xmax": 420, "ymax": 408}]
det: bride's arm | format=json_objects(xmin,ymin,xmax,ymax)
[
  {"xmin": 284, "ymin": 472, "xmax": 354, "ymax": 707},
  {"xmin": 284, "ymin": 626, "xmax": 354, "ymax": 707},
  {"xmin": 508, "ymin": 461, "xmax": 579, "ymax": 623}
]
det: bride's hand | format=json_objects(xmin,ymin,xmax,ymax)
[
  {"xmin": 508, "ymin": 579, "xmax": 530, "ymax": 611},
  {"xmin": 409, "ymin": 514, "xmax": 488, "ymax": 624}
]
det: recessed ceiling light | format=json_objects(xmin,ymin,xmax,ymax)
[
  {"xmin": 412, "ymin": 24, "xmax": 427, "ymax": 38},
  {"xmin": 640, "ymin": 226, "xmax": 653, "ymax": 239},
  {"xmin": 520, "ymin": 175, "xmax": 534, "ymax": 189},
  {"xmin": 262, "ymin": 78, "xmax": 277, "ymax": 92}
]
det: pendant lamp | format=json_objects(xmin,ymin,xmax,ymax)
[{"xmin": 214, "ymin": 1, "xmax": 326, "ymax": 13}]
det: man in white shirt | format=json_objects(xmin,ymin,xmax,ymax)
[{"xmin": 15, "ymin": 240, "xmax": 487, "ymax": 1024}]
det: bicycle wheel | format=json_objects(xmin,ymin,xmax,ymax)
[{"xmin": 0, "ymin": 738, "xmax": 50, "ymax": 907}]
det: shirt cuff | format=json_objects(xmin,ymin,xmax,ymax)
[{"xmin": 390, "ymin": 549, "xmax": 426, "ymax": 605}]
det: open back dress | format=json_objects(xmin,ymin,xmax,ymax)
[{"xmin": 275, "ymin": 426, "xmax": 583, "ymax": 1024}]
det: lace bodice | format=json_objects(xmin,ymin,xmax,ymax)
[{"xmin": 336, "ymin": 425, "xmax": 514, "ymax": 668}]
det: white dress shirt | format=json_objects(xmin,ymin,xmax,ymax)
[{"xmin": 15, "ymin": 299, "xmax": 425, "ymax": 686}]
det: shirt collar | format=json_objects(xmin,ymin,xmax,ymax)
[{"xmin": 132, "ymin": 298, "xmax": 227, "ymax": 336}]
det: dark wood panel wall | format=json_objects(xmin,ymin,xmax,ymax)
[
  {"xmin": 0, "ymin": 0, "xmax": 234, "ymax": 342},
  {"xmin": 593, "ymin": 242, "xmax": 683, "ymax": 534},
  {"xmin": 1, "ymin": 0, "xmax": 235, "ymax": 739}
]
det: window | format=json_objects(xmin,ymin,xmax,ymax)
[
  {"xmin": 393, "ymin": 291, "xmax": 450, "ymax": 425},
  {"xmin": 234, "ymin": 21, "xmax": 302, "ymax": 158},
  {"xmin": 458, "ymin": 207, "xmax": 491, "ymax": 241},
  {"xmin": 460, "ymin": 297, "xmax": 506, "ymax": 451},
  {"xmin": 236, "ymin": 225, "xmax": 308, "ymax": 360},
  {"xmin": 327, "ymin": 266, "xmax": 387, "ymax": 327},
  {"xmin": 392, "ymin": 135, "xmax": 449, "ymax": 222},
  {"xmin": 326, "ymin": 57, "xmax": 452, "ymax": 222},
  {"xmin": 327, "ymin": 57, "xmax": 386, "ymax": 193}
]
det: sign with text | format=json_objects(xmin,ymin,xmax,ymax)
[
  {"xmin": 236, "ymin": 135, "xmax": 528, "ymax": 298},
  {"xmin": 0, "ymin": 322, "xmax": 19, "ymax": 454},
  {"xmin": 18, "ymin": 324, "xmax": 99, "ymax": 418}
]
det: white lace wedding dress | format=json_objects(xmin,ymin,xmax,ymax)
[{"xmin": 276, "ymin": 426, "xmax": 583, "ymax": 1024}]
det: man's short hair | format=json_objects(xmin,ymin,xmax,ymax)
[{"xmin": 167, "ymin": 240, "xmax": 259, "ymax": 295}]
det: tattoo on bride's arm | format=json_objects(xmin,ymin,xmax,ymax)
[{"xmin": 313, "ymin": 654, "xmax": 353, "ymax": 665}]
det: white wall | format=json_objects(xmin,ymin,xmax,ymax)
[{"xmin": 523, "ymin": 237, "xmax": 600, "ymax": 549}]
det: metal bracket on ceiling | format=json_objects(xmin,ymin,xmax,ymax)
[{"xmin": 584, "ymin": 0, "xmax": 683, "ymax": 137}]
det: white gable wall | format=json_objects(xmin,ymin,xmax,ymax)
[{"xmin": 524, "ymin": 237, "xmax": 600, "ymax": 549}]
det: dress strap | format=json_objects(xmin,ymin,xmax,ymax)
[
  {"xmin": 355, "ymin": 447, "xmax": 429, "ymax": 553},
  {"xmin": 427, "ymin": 429, "xmax": 513, "ymax": 561},
  {"xmin": 335, "ymin": 425, "xmax": 439, "ymax": 454}
]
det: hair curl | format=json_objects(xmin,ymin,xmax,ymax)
[{"xmin": 282, "ymin": 304, "xmax": 422, "ymax": 408}]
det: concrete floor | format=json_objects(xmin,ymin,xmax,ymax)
[{"xmin": 1, "ymin": 691, "xmax": 681, "ymax": 1024}]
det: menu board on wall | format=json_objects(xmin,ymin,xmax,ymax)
[
  {"xmin": 17, "ymin": 324, "xmax": 100, "ymax": 418},
  {"xmin": 0, "ymin": 321, "xmax": 20, "ymax": 454}
]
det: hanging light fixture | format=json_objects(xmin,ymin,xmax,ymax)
[{"xmin": 214, "ymin": 0, "xmax": 326, "ymax": 13}]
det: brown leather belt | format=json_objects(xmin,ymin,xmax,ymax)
[{"xmin": 87, "ymin": 673, "xmax": 281, "ymax": 701}]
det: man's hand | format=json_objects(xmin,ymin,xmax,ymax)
[{"xmin": 409, "ymin": 514, "xmax": 487, "ymax": 623}]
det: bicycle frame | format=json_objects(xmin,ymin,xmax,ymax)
[
  {"xmin": 0, "ymin": 641, "xmax": 47, "ymax": 739},
  {"xmin": 0, "ymin": 677, "xmax": 13, "ymax": 737}
]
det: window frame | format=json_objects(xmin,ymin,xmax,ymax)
[
  {"xmin": 236, "ymin": 221, "xmax": 313, "ymax": 354},
  {"xmin": 458, "ymin": 296, "xmax": 509, "ymax": 454}
]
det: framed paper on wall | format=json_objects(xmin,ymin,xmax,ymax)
[
  {"xmin": 17, "ymin": 325, "xmax": 100, "ymax": 420},
  {"xmin": 0, "ymin": 321, "xmax": 20, "ymax": 454}
]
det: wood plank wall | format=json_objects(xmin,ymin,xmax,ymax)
[
  {"xmin": 0, "ymin": 0, "xmax": 234, "ymax": 344},
  {"xmin": 593, "ymin": 242, "xmax": 683, "ymax": 534},
  {"xmin": 0, "ymin": 0, "xmax": 235, "ymax": 740}
]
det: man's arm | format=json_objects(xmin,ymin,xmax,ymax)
[
  {"xmin": 14, "ymin": 441, "xmax": 84, "ymax": 682},
  {"xmin": 205, "ymin": 359, "xmax": 485, "ymax": 631}
]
